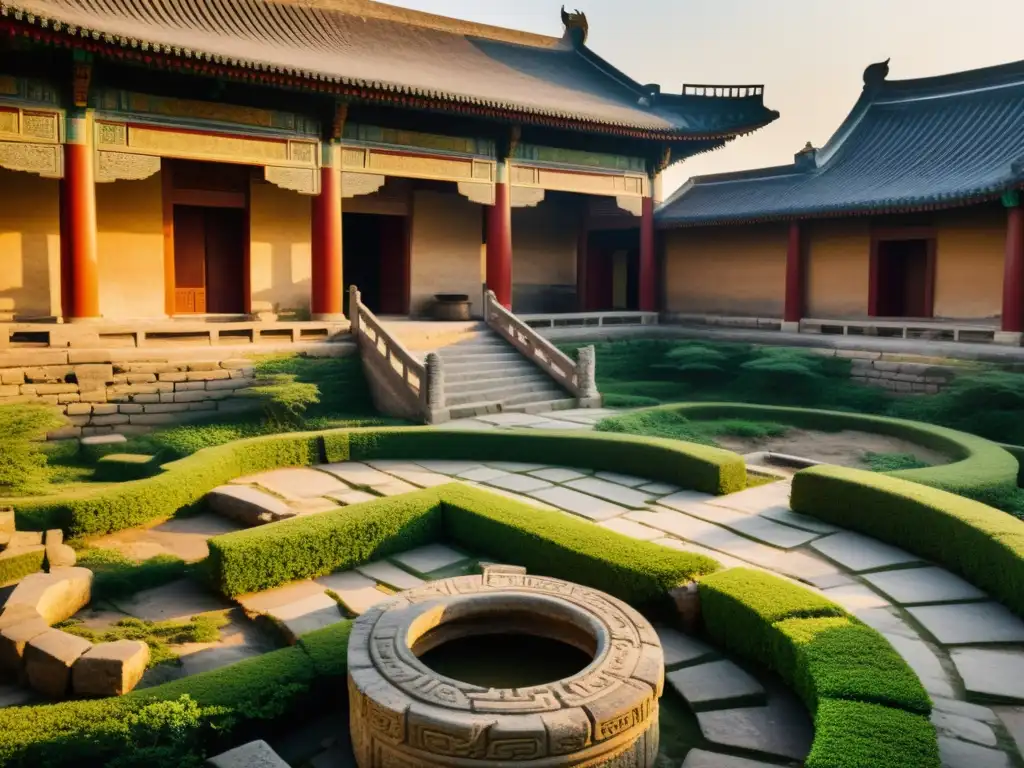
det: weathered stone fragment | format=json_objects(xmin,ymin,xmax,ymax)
[
  {"xmin": 0, "ymin": 616, "xmax": 50, "ymax": 672},
  {"xmin": 206, "ymin": 740, "xmax": 290, "ymax": 768},
  {"xmin": 72, "ymin": 640, "xmax": 150, "ymax": 697},
  {"xmin": 25, "ymin": 629, "xmax": 92, "ymax": 698},
  {"xmin": 4, "ymin": 568, "xmax": 93, "ymax": 625}
]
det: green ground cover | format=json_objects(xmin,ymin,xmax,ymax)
[
  {"xmin": 73, "ymin": 547, "xmax": 188, "ymax": 602},
  {"xmin": 57, "ymin": 613, "xmax": 228, "ymax": 668}
]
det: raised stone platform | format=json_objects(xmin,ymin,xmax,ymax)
[{"xmin": 347, "ymin": 570, "xmax": 663, "ymax": 767}]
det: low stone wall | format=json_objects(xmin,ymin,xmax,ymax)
[
  {"xmin": 0, "ymin": 342, "xmax": 355, "ymax": 439},
  {"xmin": 816, "ymin": 350, "xmax": 962, "ymax": 394}
]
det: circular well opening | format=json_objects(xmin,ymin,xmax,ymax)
[{"xmin": 408, "ymin": 599, "xmax": 601, "ymax": 689}]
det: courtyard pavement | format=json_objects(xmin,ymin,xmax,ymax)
[{"xmin": 3, "ymin": 408, "xmax": 1021, "ymax": 767}]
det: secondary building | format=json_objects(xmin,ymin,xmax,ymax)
[
  {"xmin": 0, "ymin": 0, "xmax": 775, "ymax": 330},
  {"xmin": 658, "ymin": 58, "xmax": 1024, "ymax": 345}
]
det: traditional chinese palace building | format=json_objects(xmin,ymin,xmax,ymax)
[
  {"xmin": 658, "ymin": 58, "xmax": 1024, "ymax": 345},
  {"xmin": 0, "ymin": 0, "xmax": 775, "ymax": 329}
]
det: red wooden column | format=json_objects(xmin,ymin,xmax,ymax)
[
  {"xmin": 311, "ymin": 144, "xmax": 343, "ymax": 320},
  {"xmin": 1000, "ymin": 191, "xmax": 1024, "ymax": 343},
  {"xmin": 486, "ymin": 159, "xmax": 512, "ymax": 309},
  {"xmin": 61, "ymin": 112, "xmax": 100, "ymax": 321},
  {"xmin": 576, "ymin": 201, "xmax": 588, "ymax": 311},
  {"xmin": 638, "ymin": 194, "xmax": 656, "ymax": 312},
  {"xmin": 783, "ymin": 221, "xmax": 804, "ymax": 332}
]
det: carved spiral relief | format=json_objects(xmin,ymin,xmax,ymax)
[{"xmin": 347, "ymin": 571, "xmax": 663, "ymax": 767}]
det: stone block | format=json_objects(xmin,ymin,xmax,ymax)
[
  {"xmin": 47, "ymin": 426, "xmax": 82, "ymax": 439},
  {"xmin": 206, "ymin": 485, "xmax": 296, "ymax": 526},
  {"xmin": 159, "ymin": 392, "xmax": 176, "ymax": 403},
  {"xmin": 206, "ymin": 378, "xmax": 251, "ymax": 391},
  {"xmin": 0, "ymin": 350, "xmax": 68, "ymax": 368},
  {"xmin": 132, "ymin": 393, "xmax": 160, "ymax": 403},
  {"xmin": 669, "ymin": 582, "xmax": 702, "ymax": 634},
  {"xmin": 25, "ymin": 383, "xmax": 78, "ymax": 395},
  {"xmin": 82, "ymin": 426, "xmax": 115, "ymax": 437},
  {"xmin": 126, "ymin": 373, "xmax": 156, "ymax": 384},
  {"xmin": 174, "ymin": 390, "xmax": 211, "ymax": 403},
  {"xmin": 73, "ymin": 363, "xmax": 113, "ymax": 388},
  {"xmin": 46, "ymin": 542, "xmax": 77, "ymax": 569},
  {"xmin": 219, "ymin": 359, "xmax": 253, "ymax": 370},
  {"xmin": 187, "ymin": 361, "xmax": 220, "ymax": 371},
  {"xmin": 0, "ymin": 369, "xmax": 25, "ymax": 385},
  {"xmin": 129, "ymin": 413, "xmax": 177, "ymax": 425},
  {"xmin": 174, "ymin": 381, "xmax": 207, "ymax": 392},
  {"xmin": 118, "ymin": 404, "xmax": 144, "ymax": 414},
  {"xmin": 56, "ymin": 393, "xmax": 81, "ymax": 404},
  {"xmin": 0, "ymin": 384, "xmax": 21, "ymax": 397},
  {"xmin": 0, "ymin": 507, "xmax": 13, "ymax": 536},
  {"xmin": 0, "ymin": 615, "xmax": 49, "ymax": 672},
  {"xmin": 25, "ymin": 629, "xmax": 92, "ymax": 698},
  {"xmin": 206, "ymin": 740, "xmax": 290, "ymax": 768},
  {"xmin": 9, "ymin": 531, "xmax": 43, "ymax": 548},
  {"xmin": 143, "ymin": 403, "xmax": 191, "ymax": 413},
  {"xmin": 128, "ymin": 363, "xmax": 182, "ymax": 374},
  {"xmin": 72, "ymin": 639, "xmax": 149, "ymax": 697},
  {"xmin": 90, "ymin": 414, "xmax": 130, "ymax": 426},
  {"xmin": 23, "ymin": 365, "xmax": 73, "ymax": 383},
  {"xmin": 79, "ymin": 389, "xmax": 108, "ymax": 403},
  {"xmin": 158, "ymin": 372, "xmax": 188, "ymax": 382},
  {"xmin": 187, "ymin": 370, "xmax": 231, "ymax": 381},
  {"xmin": 4, "ymin": 568, "xmax": 93, "ymax": 626},
  {"xmin": 229, "ymin": 369, "xmax": 255, "ymax": 379}
]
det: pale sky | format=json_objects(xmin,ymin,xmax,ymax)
[{"xmin": 387, "ymin": 0, "xmax": 1024, "ymax": 196}]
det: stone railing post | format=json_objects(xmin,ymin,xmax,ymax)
[
  {"xmin": 425, "ymin": 352, "xmax": 445, "ymax": 413},
  {"xmin": 576, "ymin": 345, "xmax": 598, "ymax": 399},
  {"xmin": 348, "ymin": 285, "xmax": 361, "ymax": 337}
]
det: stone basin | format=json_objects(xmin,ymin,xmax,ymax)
[{"xmin": 347, "ymin": 568, "xmax": 663, "ymax": 767}]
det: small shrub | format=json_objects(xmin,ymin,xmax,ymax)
[
  {"xmin": 863, "ymin": 452, "xmax": 931, "ymax": 472},
  {"xmin": 595, "ymin": 410, "xmax": 714, "ymax": 446},
  {"xmin": 806, "ymin": 699, "xmax": 939, "ymax": 768},
  {"xmin": 240, "ymin": 374, "xmax": 320, "ymax": 427},
  {"xmin": 0, "ymin": 403, "xmax": 66, "ymax": 495},
  {"xmin": 57, "ymin": 613, "xmax": 228, "ymax": 667},
  {"xmin": 700, "ymin": 419, "xmax": 789, "ymax": 440}
]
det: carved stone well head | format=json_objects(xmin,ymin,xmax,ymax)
[{"xmin": 347, "ymin": 568, "xmax": 663, "ymax": 767}]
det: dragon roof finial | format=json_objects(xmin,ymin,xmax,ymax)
[
  {"xmin": 863, "ymin": 58, "xmax": 891, "ymax": 90},
  {"xmin": 560, "ymin": 6, "xmax": 589, "ymax": 45}
]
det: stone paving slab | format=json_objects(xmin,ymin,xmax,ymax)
[
  {"xmin": 934, "ymin": 697, "xmax": 1000, "ymax": 724},
  {"xmin": 475, "ymin": 413, "xmax": 551, "ymax": 426},
  {"xmin": 391, "ymin": 544, "xmax": 469, "ymax": 576},
  {"xmin": 883, "ymin": 633, "xmax": 956, "ymax": 698},
  {"xmin": 706, "ymin": 482, "xmax": 791, "ymax": 514},
  {"xmin": 593, "ymin": 471, "xmax": 649, "ymax": 488},
  {"xmin": 821, "ymin": 584, "xmax": 891, "ymax": 612},
  {"xmin": 414, "ymin": 460, "xmax": 483, "ymax": 475},
  {"xmin": 653, "ymin": 537, "xmax": 747, "ymax": 570},
  {"xmin": 243, "ymin": 468, "xmax": 348, "ymax": 500},
  {"xmin": 938, "ymin": 736, "xmax": 1012, "ymax": 768},
  {"xmin": 726, "ymin": 515, "xmax": 822, "ymax": 549},
  {"xmin": 484, "ymin": 473, "xmax": 553, "ymax": 494},
  {"xmin": 318, "ymin": 462, "xmax": 394, "ymax": 487},
  {"xmin": 695, "ymin": 691, "xmax": 813, "ymax": 761},
  {"xmin": 207, "ymin": 485, "xmax": 295, "ymax": 526},
  {"xmin": 315, "ymin": 571, "xmax": 388, "ymax": 615},
  {"xmin": 657, "ymin": 490, "xmax": 718, "ymax": 511},
  {"xmin": 638, "ymin": 481, "xmax": 680, "ymax": 495},
  {"xmin": 931, "ymin": 710, "xmax": 998, "ymax": 747},
  {"xmin": 658, "ymin": 499, "xmax": 749, "ymax": 526},
  {"xmin": 384, "ymin": 469, "xmax": 454, "ymax": 488},
  {"xmin": 565, "ymin": 477, "xmax": 652, "ymax": 508},
  {"xmin": 681, "ymin": 750, "xmax": 780, "ymax": 768},
  {"xmin": 667, "ymin": 659, "xmax": 766, "ymax": 710},
  {"xmin": 855, "ymin": 607, "xmax": 920, "ymax": 640},
  {"xmin": 463, "ymin": 484, "xmax": 558, "ymax": 510},
  {"xmin": 117, "ymin": 579, "xmax": 233, "ymax": 623},
  {"xmin": 529, "ymin": 487, "xmax": 628, "ymax": 521},
  {"xmin": 598, "ymin": 518, "xmax": 661, "ymax": 541},
  {"xmin": 657, "ymin": 627, "xmax": 717, "ymax": 668},
  {"xmin": 238, "ymin": 582, "xmax": 342, "ymax": 641},
  {"xmin": 529, "ymin": 467, "xmax": 587, "ymax": 483},
  {"xmin": 238, "ymin": 581, "xmax": 330, "ymax": 615},
  {"xmin": 457, "ymin": 467, "xmax": 510, "ymax": 483},
  {"xmin": 909, "ymin": 602, "xmax": 1024, "ymax": 645},
  {"xmin": 526, "ymin": 420, "xmax": 591, "ymax": 430},
  {"xmin": 356, "ymin": 561, "xmax": 425, "ymax": 591},
  {"xmin": 435, "ymin": 419, "xmax": 496, "ymax": 431},
  {"xmin": 810, "ymin": 531, "xmax": 922, "ymax": 572},
  {"xmin": 365, "ymin": 460, "xmax": 422, "ymax": 473},
  {"xmin": 951, "ymin": 648, "xmax": 1024, "ymax": 703},
  {"xmin": 374, "ymin": 481, "xmax": 421, "ymax": 497},
  {"xmin": 756, "ymin": 505, "xmax": 842, "ymax": 534},
  {"xmin": 325, "ymin": 490, "xmax": 378, "ymax": 506},
  {"xmin": 996, "ymin": 707, "xmax": 1024, "ymax": 757},
  {"xmin": 88, "ymin": 514, "xmax": 242, "ymax": 564},
  {"xmin": 863, "ymin": 566, "xmax": 987, "ymax": 605},
  {"xmin": 291, "ymin": 498, "xmax": 340, "ymax": 515},
  {"xmin": 487, "ymin": 461, "xmax": 548, "ymax": 473}
]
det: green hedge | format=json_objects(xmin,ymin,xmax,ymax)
[
  {"xmin": 791, "ymin": 465, "xmax": 1024, "ymax": 617},
  {"xmin": 208, "ymin": 484, "xmax": 719, "ymax": 612},
  {"xmin": 13, "ymin": 426, "xmax": 744, "ymax": 537},
  {"xmin": 0, "ymin": 546, "xmax": 45, "ymax": 586},
  {"xmin": 699, "ymin": 568, "xmax": 937, "ymax": 768},
  {"xmin": 92, "ymin": 454, "xmax": 163, "ymax": 483},
  {"xmin": 640, "ymin": 403, "xmax": 1019, "ymax": 500},
  {"xmin": 0, "ymin": 619, "xmax": 353, "ymax": 767},
  {"xmin": 999, "ymin": 443, "xmax": 1024, "ymax": 486},
  {"xmin": 207, "ymin": 488, "xmax": 444, "ymax": 596}
]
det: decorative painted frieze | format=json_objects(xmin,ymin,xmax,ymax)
[
  {"xmin": 341, "ymin": 172, "xmax": 386, "ymax": 198},
  {"xmin": 343, "ymin": 123, "xmax": 495, "ymax": 158},
  {"xmin": 0, "ymin": 75, "xmax": 61, "ymax": 106},
  {"xmin": 95, "ymin": 150, "xmax": 161, "ymax": 183},
  {"xmin": 511, "ymin": 163, "xmax": 646, "ymax": 198},
  {"xmin": 513, "ymin": 142, "xmax": 645, "ymax": 173},
  {"xmin": 342, "ymin": 144, "xmax": 496, "ymax": 186},
  {"xmin": 0, "ymin": 104, "xmax": 63, "ymax": 178}
]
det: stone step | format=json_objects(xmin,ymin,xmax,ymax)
[
  {"xmin": 440, "ymin": 352, "xmax": 524, "ymax": 367},
  {"xmin": 443, "ymin": 361, "xmax": 542, "ymax": 383},
  {"xmin": 444, "ymin": 380, "xmax": 562, "ymax": 407},
  {"xmin": 432, "ymin": 338, "xmax": 509, "ymax": 356},
  {"xmin": 447, "ymin": 397, "xmax": 577, "ymax": 420},
  {"xmin": 444, "ymin": 374, "xmax": 550, "ymax": 395}
]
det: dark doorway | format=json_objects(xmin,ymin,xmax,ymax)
[
  {"xmin": 875, "ymin": 238, "xmax": 933, "ymax": 318},
  {"xmin": 172, "ymin": 206, "xmax": 246, "ymax": 315},
  {"xmin": 343, "ymin": 213, "xmax": 408, "ymax": 314},
  {"xmin": 584, "ymin": 229, "xmax": 639, "ymax": 311}
]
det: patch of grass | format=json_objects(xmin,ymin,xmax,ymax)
[
  {"xmin": 863, "ymin": 452, "xmax": 931, "ymax": 472},
  {"xmin": 56, "ymin": 613, "xmax": 229, "ymax": 668},
  {"xmin": 595, "ymin": 409, "xmax": 715, "ymax": 446},
  {"xmin": 0, "ymin": 403, "xmax": 67, "ymax": 495},
  {"xmin": 700, "ymin": 419, "xmax": 790, "ymax": 440},
  {"xmin": 74, "ymin": 548, "xmax": 188, "ymax": 602}
]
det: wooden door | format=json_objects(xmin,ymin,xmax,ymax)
[
  {"xmin": 173, "ymin": 206, "xmax": 207, "ymax": 314},
  {"xmin": 204, "ymin": 207, "xmax": 246, "ymax": 314}
]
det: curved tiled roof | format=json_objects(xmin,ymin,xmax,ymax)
[
  {"xmin": 659, "ymin": 58, "xmax": 1024, "ymax": 226},
  {"xmin": 0, "ymin": 0, "xmax": 778, "ymax": 138}
]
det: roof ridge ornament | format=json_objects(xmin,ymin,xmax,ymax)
[
  {"xmin": 560, "ymin": 6, "xmax": 589, "ymax": 46},
  {"xmin": 863, "ymin": 58, "xmax": 891, "ymax": 91}
]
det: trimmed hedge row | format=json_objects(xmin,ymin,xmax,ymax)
[
  {"xmin": 0, "ymin": 547, "xmax": 45, "ymax": 586},
  {"xmin": 652, "ymin": 403, "xmax": 1019, "ymax": 500},
  {"xmin": 208, "ymin": 483, "xmax": 720, "ymax": 613},
  {"xmin": 699, "ymin": 568, "xmax": 937, "ymax": 768},
  {"xmin": 13, "ymin": 426, "xmax": 745, "ymax": 537},
  {"xmin": 0, "ymin": 619, "xmax": 353, "ymax": 767},
  {"xmin": 791, "ymin": 465, "xmax": 1024, "ymax": 617},
  {"xmin": 999, "ymin": 442, "xmax": 1024, "ymax": 486}
]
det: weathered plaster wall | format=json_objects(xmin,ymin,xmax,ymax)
[
  {"xmin": 96, "ymin": 174, "xmax": 164, "ymax": 319},
  {"xmin": 934, "ymin": 206, "xmax": 1004, "ymax": 320},
  {"xmin": 511, "ymin": 199, "xmax": 578, "ymax": 312},
  {"xmin": 663, "ymin": 224, "xmax": 788, "ymax": 316},
  {"xmin": 250, "ymin": 179, "xmax": 312, "ymax": 315},
  {"xmin": 409, "ymin": 189, "xmax": 482, "ymax": 316},
  {"xmin": 0, "ymin": 168, "xmax": 60, "ymax": 319},
  {"xmin": 805, "ymin": 219, "xmax": 871, "ymax": 318}
]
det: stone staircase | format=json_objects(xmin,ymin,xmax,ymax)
[{"xmin": 428, "ymin": 329, "xmax": 577, "ymax": 420}]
